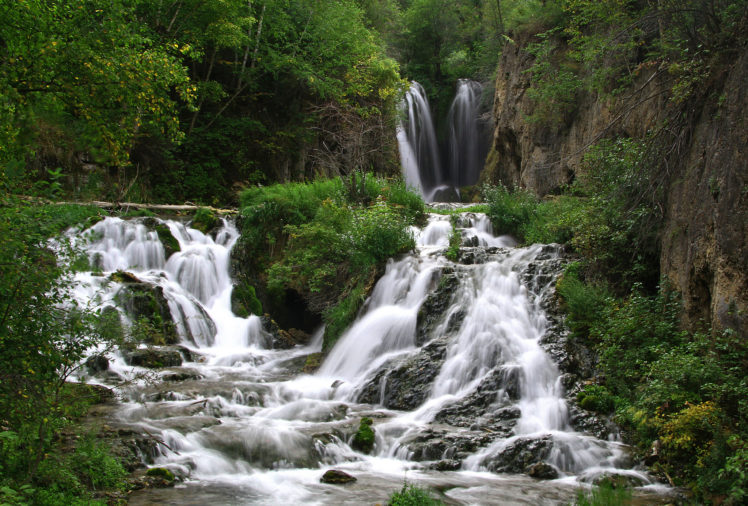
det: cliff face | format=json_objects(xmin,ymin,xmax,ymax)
[{"xmin": 483, "ymin": 39, "xmax": 747, "ymax": 334}]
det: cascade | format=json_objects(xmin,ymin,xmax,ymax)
[
  {"xmin": 446, "ymin": 79, "xmax": 490, "ymax": 187},
  {"xmin": 397, "ymin": 80, "xmax": 490, "ymax": 201},
  {"xmin": 397, "ymin": 82, "xmax": 442, "ymax": 197},
  {"xmin": 69, "ymin": 214, "xmax": 674, "ymax": 505}
]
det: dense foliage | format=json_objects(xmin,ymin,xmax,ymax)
[
  {"xmin": 0, "ymin": 193, "xmax": 127, "ymax": 503},
  {"xmin": 1, "ymin": 0, "xmax": 405, "ymax": 205},
  {"xmin": 482, "ymin": 134, "xmax": 747, "ymax": 501},
  {"xmin": 234, "ymin": 174, "xmax": 424, "ymax": 350}
]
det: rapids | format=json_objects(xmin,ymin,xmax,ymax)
[{"xmin": 69, "ymin": 212, "xmax": 676, "ymax": 505}]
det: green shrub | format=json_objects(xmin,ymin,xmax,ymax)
[
  {"xmin": 574, "ymin": 480, "xmax": 632, "ymax": 506},
  {"xmin": 482, "ymin": 183, "xmax": 538, "ymax": 241},
  {"xmin": 445, "ymin": 217, "xmax": 461, "ymax": 262},
  {"xmin": 577, "ymin": 385, "xmax": 615, "ymax": 414},
  {"xmin": 323, "ymin": 281, "xmax": 369, "ymax": 352},
  {"xmin": 556, "ymin": 264, "xmax": 611, "ymax": 340},
  {"xmin": 388, "ymin": 483, "xmax": 444, "ymax": 506},
  {"xmin": 191, "ymin": 207, "xmax": 219, "ymax": 234}
]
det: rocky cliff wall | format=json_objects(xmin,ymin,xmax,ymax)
[{"xmin": 483, "ymin": 38, "xmax": 747, "ymax": 334}]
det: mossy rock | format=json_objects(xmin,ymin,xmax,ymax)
[
  {"xmin": 154, "ymin": 223, "xmax": 180, "ymax": 258},
  {"xmin": 231, "ymin": 283, "xmax": 262, "ymax": 317},
  {"xmin": 351, "ymin": 417, "xmax": 375, "ymax": 454},
  {"xmin": 191, "ymin": 208, "xmax": 219, "ymax": 235},
  {"xmin": 124, "ymin": 348, "xmax": 182, "ymax": 368},
  {"xmin": 320, "ymin": 469, "xmax": 356, "ymax": 484},
  {"xmin": 146, "ymin": 467, "xmax": 175, "ymax": 481},
  {"xmin": 302, "ymin": 353, "xmax": 323, "ymax": 374},
  {"xmin": 109, "ymin": 270, "xmax": 143, "ymax": 284},
  {"xmin": 115, "ymin": 283, "xmax": 179, "ymax": 345}
]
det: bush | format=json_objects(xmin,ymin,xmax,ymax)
[
  {"xmin": 556, "ymin": 264, "xmax": 611, "ymax": 340},
  {"xmin": 388, "ymin": 483, "xmax": 444, "ymax": 506},
  {"xmin": 482, "ymin": 183, "xmax": 538, "ymax": 241},
  {"xmin": 574, "ymin": 480, "xmax": 632, "ymax": 506},
  {"xmin": 577, "ymin": 385, "xmax": 615, "ymax": 414}
]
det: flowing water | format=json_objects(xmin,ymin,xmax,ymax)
[
  {"xmin": 446, "ymin": 80, "xmax": 490, "ymax": 188},
  {"xmin": 398, "ymin": 82, "xmax": 442, "ymax": 197},
  {"xmin": 398, "ymin": 80, "xmax": 490, "ymax": 200},
  {"xmin": 70, "ymin": 213, "xmax": 676, "ymax": 505}
]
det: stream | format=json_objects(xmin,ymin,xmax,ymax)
[{"xmin": 69, "ymin": 210, "xmax": 676, "ymax": 505}]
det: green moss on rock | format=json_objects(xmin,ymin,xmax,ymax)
[
  {"xmin": 191, "ymin": 208, "xmax": 219, "ymax": 234},
  {"xmin": 351, "ymin": 417, "xmax": 375, "ymax": 454},
  {"xmin": 146, "ymin": 467, "xmax": 175, "ymax": 481}
]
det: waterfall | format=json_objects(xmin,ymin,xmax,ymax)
[
  {"xmin": 398, "ymin": 80, "xmax": 490, "ymax": 200},
  {"xmin": 69, "ymin": 212, "xmax": 672, "ymax": 505},
  {"xmin": 397, "ymin": 82, "xmax": 443, "ymax": 199},
  {"xmin": 446, "ymin": 79, "xmax": 489, "ymax": 187}
]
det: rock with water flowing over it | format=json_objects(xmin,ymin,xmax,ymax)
[
  {"xmin": 124, "ymin": 348, "xmax": 183, "ymax": 368},
  {"xmin": 483, "ymin": 436, "xmax": 554, "ymax": 474},
  {"xmin": 356, "ymin": 336, "xmax": 449, "ymax": 410},
  {"xmin": 320, "ymin": 469, "xmax": 357, "ymax": 484},
  {"xmin": 114, "ymin": 278, "xmax": 179, "ymax": 345},
  {"xmin": 528, "ymin": 461, "xmax": 560, "ymax": 480},
  {"xmin": 85, "ymin": 354, "xmax": 110, "ymax": 374}
]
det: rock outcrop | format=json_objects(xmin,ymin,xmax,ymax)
[{"xmin": 483, "ymin": 35, "xmax": 747, "ymax": 333}]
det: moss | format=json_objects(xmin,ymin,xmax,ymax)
[
  {"xmin": 191, "ymin": 207, "xmax": 219, "ymax": 234},
  {"xmin": 351, "ymin": 417, "xmax": 375, "ymax": 454},
  {"xmin": 154, "ymin": 223, "xmax": 180, "ymax": 257},
  {"xmin": 232, "ymin": 283, "xmax": 263, "ymax": 317},
  {"xmin": 302, "ymin": 353, "xmax": 323, "ymax": 374},
  {"xmin": 146, "ymin": 467, "xmax": 175, "ymax": 481}
]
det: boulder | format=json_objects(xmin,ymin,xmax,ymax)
[
  {"xmin": 528, "ymin": 462, "xmax": 559, "ymax": 480},
  {"xmin": 483, "ymin": 436, "xmax": 554, "ymax": 474},
  {"xmin": 350, "ymin": 418, "xmax": 375, "ymax": 454},
  {"xmin": 124, "ymin": 348, "xmax": 183, "ymax": 368},
  {"xmin": 85, "ymin": 354, "xmax": 110, "ymax": 374},
  {"xmin": 320, "ymin": 469, "xmax": 357, "ymax": 484}
]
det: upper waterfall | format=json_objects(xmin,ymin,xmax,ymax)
[{"xmin": 397, "ymin": 80, "xmax": 491, "ymax": 201}]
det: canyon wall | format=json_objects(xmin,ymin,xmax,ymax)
[{"xmin": 482, "ymin": 38, "xmax": 747, "ymax": 334}]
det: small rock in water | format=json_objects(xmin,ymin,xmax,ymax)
[
  {"xmin": 320, "ymin": 469, "xmax": 357, "ymax": 484},
  {"xmin": 125, "ymin": 348, "xmax": 183, "ymax": 368},
  {"xmin": 527, "ymin": 462, "xmax": 559, "ymax": 480},
  {"xmin": 85, "ymin": 354, "xmax": 109, "ymax": 374},
  {"xmin": 431, "ymin": 459, "xmax": 462, "ymax": 471}
]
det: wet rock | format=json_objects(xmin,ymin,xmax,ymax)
[
  {"xmin": 483, "ymin": 436, "xmax": 553, "ymax": 474},
  {"xmin": 431, "ymin": 186, "xmax": 461, "ymax": 202},
  {"xmin": 527, "ymin": 462, "xmax": 559, "ymax": 480},
  {"xmin": 357, "ymin": 336, "xmax": 448, "ymax": 410},
  {"xmin": 125, "ymin": 348, "xmax": 183, "ymax": 368},
  {"xmin": 85, "ymin": 354, "xmax": 110, "ymax": 374},
  {"xmin": 590, "ymin": 472, "xmax": 647, "ymax": 488},
  {"xmin": 195, "ymin": 424, "xmax": 319, "ymax": 469},
  {"xmin": 115, "ymin": 281, "xmax": 179, "ymax": 346},
  {"xmin": 142, "ymin": 219, "xmax": 180, "ymax": 259},
  {"xmin": 161, "ymin": 370, "xmax": 203, "ymax": 382},
  {"xmin": 146, "ymin": 467, "xmax": 176, "ymax": 482},
  {"xmin": 260, "ymin": 315, "xmax": 296, "ymax": 349},
  {"xmin": 434, "ymin": 369, "xmax": 521, "ymax": 428},
  {"xmin": 416, "ymin": 268, "xmax": 458, "ymax": 344},
  {"xmin": 431, "ymin": 459, "xmax": 462, "ymax": 471},
  {"xmin": 405, "ymin": 429, "xmax": 496, "ymax": 462},
  {"xmin": 320, "ymin": 469, "xmax": 357, "ymax": 484},
  {"xmin": 302, "ymin": 353, "xmax": 323, "ymax": 374}
]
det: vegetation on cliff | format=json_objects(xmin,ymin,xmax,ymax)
[{"xmin": 232, "ymin": 174, "xmax": 424, "ymax": 350}]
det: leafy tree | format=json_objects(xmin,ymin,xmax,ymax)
[{"xmin": 0, "ymin": 0, "xmax": 193, "ymax": 175}]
